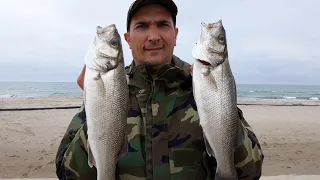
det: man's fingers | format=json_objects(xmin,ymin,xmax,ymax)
[{"xmin": 77, "ymin": 64, "xmax": 86, "ymax": 90}]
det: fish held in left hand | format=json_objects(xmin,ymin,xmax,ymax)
[
  {"xmin": 83, "ymin": 24, "xmax": 129, "ymax": 180},
  {"xmin": 192, "ymin": 20, "xmax": 245, "ymax": 180}
]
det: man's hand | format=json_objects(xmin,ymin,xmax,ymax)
[
  {"xmin": 190, "ymin": 64, "xmax": 193, "ymax": 75},
  {"xmin": 77, "ymin": 65, "xmax": 86, "ymax": 90}
]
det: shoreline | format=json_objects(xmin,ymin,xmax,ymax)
[{"xmin": 1, "ymin": 96, "xmax": 320, "ymax": 110}]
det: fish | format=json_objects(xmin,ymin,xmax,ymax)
[
  {"xmin": 83, "ymin": 24, "xmax": 129, "ymax": 180},
  {"xmin": 191, "ymin": 20, "xmax": 245, "ymax": 180}
]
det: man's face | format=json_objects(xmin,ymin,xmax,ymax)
[{"xmin": 124, "ymin": 4, "xmax": 179, "ymax": 66}]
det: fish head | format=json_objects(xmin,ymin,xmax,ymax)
[
  {"xmin": 88, "ymin": 24, "xmax": 123, "ymax": 72},
  {"xmin": 192, "ymin": 20, "xmax": 228, "ymax": 68}
]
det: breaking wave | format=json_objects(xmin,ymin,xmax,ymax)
[
  {"xmin": 0, "ymin": 94, "xmax": 17, "ymax": 98},
  {"xmin": 248, "ymin": 90, "xmax": 277, "ymax": 93},
  {"xmin": 283, "ymin": 96, "xmax": 297, "ymax": 100}
]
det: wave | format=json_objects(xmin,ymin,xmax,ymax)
[
  {"xmin": 248, "ymin": 90, "xmax": 277, "ymax": 93},
  {"xmin": 249, "ymin": 96, "xmax": 319, "ymax": 100},
  {"xmin": 282, "ymin": 96, "xmax": 319, "ymax": 100},
  {"xmin": 0, "ymin": 94, "xmax": 17, "ymax": 98},
  {"xmin": 283, "ymin": 96, "xmax": 296, "ymax": 100},
  {"xmin": 311, "ymin": 93, "xmax": 320, "ymax": 96},
  {"xmin": 0, "ymin": 92, "xmax": 81, "ymax": 98},
  {"xmin": 49, "ymin": 92, "xmax": 82, "ymax": 96}
]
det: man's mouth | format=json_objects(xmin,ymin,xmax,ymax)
[
  {"xmin": 145, "ymin": 47, "xmax": 162, "ymax": 51},
  {"xmin": 197, "ymin": 59, "xmax": 211, "ymax": 66},
  {"xmin": 146, "ymin": 48, "xmax": 161, "ymax": 51},
  {"xmin": 145, "ymin": 45, "xmax": 164, "ymax": 51}
]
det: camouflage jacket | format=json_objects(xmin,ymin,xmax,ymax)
[{"xmin": 55, "ymin": 55, "xmax": 264, "ymax": 180}]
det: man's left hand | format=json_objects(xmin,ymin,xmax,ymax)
[{"xmin": 190, "ymin": 64, "xmax": 193, "ymax": 75}]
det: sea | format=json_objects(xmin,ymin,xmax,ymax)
[{"xmin": 0, "ymin": 82, "xmax": 319, "ymax": 101}]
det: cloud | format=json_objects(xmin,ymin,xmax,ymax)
[{"xmin": 0, "ymin": 0, "xmax": 318, "ymax": 85}]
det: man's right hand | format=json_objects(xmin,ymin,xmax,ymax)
[{"xmin": 77, "ymin": 65, "xmax": 86, "ymax": 90}]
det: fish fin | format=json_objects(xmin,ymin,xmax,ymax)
[
  {"xmin": 83, "ymin": 69, "xmax": 86, "ymax": 105},
  {"xmin": 83, "ymin": 86, "xmax": 86, "ymax": 105},
  {"xmin": 116, "ymin": 134, "xmax": 128, "ymax": 162},
  {"xmin": 203, "ymin": 133, "xmax": 215, "ymax": 157},
  {"xmin": 87, "ymin": 142, "xmax": 96, "ymax": 168}
]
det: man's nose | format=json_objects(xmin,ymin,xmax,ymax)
[{"xmin": 147, "ymin": 29, "xmax": 161, "ymax": 42}]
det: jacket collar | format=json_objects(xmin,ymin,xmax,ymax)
[{"xmin": 125, "ymin": 55, "xmax": 192, "ymax": 89}]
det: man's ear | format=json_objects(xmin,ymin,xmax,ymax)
[
  {"xmin": 124, "ymin": 32, "xmax": 131, "ymax": 49},
  {"xmin": 174, "ymin": 27, "xmax": 179, "ymax": 46}
]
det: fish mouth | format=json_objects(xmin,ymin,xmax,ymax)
[
  {"xmin": 197, "ymin": 59, "xmax": 212, "ymax": 66},
  {"xmin": 199, "ymin": 47, "xmax": 226, "ymax": 66}
]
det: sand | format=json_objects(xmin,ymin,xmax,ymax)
[{"xmin": 0, "ymin": 96, "xmax": 320, "ymax": 179}]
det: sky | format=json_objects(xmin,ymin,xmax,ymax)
[{"xmin": 0, "ymin": 0, "xmax": 319, "ymax": 85}]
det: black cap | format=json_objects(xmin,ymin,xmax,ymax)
[{"xmin": 126, "ymin": 0, "xmax": 178, "ymax": 31}]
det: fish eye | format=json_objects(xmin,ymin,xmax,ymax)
[
  {"xmin": 218, "ymin": 34, "xmax": 225, "ymax": 43},
  {"xmin": 110, "ymin": 38, "xmax": 118, "ymax": 47}
]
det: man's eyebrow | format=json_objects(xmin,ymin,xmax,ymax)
[
  {"xmin": 134, "ymin": 20, "xmax": 149, "ymax": 25},
  {"xmin": 134, "ymin": 20, "xmax": 171, "ymax": 25},
  {"xmin": 157, "ymin": 20, "xmax": 170, "ymax": 24}
]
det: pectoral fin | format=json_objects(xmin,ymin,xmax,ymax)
[
  {"xmin": 116, "ymin": 134, "xmax": 128, "ymax": 162},
  {"xmin": 87, "ymin": 142, "xmax": 96, "ymax": 168},
  {"xmin": 83, "ymin": 87, "xmax": 86, "ymax": 105},
  {"xmin": 203, "ymin": 133, "xmax": 215, "ymax": 157}
]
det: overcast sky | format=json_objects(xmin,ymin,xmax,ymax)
[{"xmin": 0, "ymin": 0, "xmax": 319, "ymax": 85}]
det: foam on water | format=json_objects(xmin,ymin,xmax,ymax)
[
  {"xmin": 237, "ymin": 84, "xmax": 320, "ymax": 101},
  {"xmin": 310, "ymin": 97, "xmax": 319, "ymax": 100},
  {"xmin": 283, "ymin": 96, "xmax": 296, "ymax": 100},
  {"xmin": 0, "ymin": 94, "xmax": 17, "ymax": 98}
]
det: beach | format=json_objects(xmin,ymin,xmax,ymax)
[{"xmin": 1, "ymin": 96, "xmax": 320, "ymax": 179}]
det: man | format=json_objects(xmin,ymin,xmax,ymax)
[{"xmin": 55, "ymin": 0, "xmax": 264, "ymax": 179}]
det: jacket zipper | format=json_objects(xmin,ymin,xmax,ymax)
[{"xmin": 141, "ymin": 64, "xmax": 175, "ymax": 180}]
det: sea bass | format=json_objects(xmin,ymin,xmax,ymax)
[
  {"xmin": 83, "ymin": 24, "xmax": 128, "ymax": 180},
  {"xmin": 192, "ymin": 20, "xmax": 244, "ymax": 180}
]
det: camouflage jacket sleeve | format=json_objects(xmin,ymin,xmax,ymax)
[
  {"xmin": 230, "ymin": 107, "xmax": 264, "ymax": 179},
  {"xmin": 55, "ymin": 104, "xmax": 97, "ymax": 180}
]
